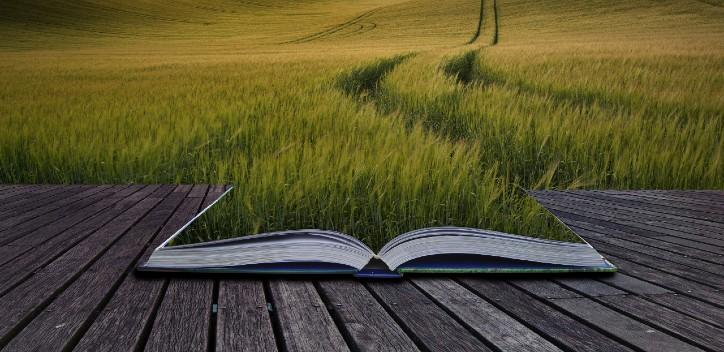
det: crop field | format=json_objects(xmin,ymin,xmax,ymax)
[{"xmin": 0, "ymin": 0, "xmax": 722, "ymax": 249}]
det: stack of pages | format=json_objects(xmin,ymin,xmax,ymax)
[{"xmin": 139, "ymin": 190, "xmax": 616, "ymax": 278}]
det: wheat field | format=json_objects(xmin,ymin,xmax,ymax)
[{"xmin": 1, "ymin": 0, "xmax": 722, "ymax": 248}]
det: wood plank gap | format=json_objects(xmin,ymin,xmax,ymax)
[
  {"xmin": 1, "ymin": 186, "xmax": 182, "ymax": 352},
  {"xmin": 208, "ymin": 279, "xmax": 219, "ymax": 352},
  {"xmin": 216, "ymin": 279, "xmax": 277, "ymax": 352},
  {"xmin": 263, "ymin": 280, "xmax": 289, "ymax": 352},
  {"xmin": 0, "ymin": 185, "xmax": 149, "ymax": 295},
  {"xmin": 0, "ymin": 185, "xmax": 118, "ymax": 245},
  {"xmin": 590, "ymin": 191, "xmax": 724, "ymax": 218},
  {"xmin": 572, "ymin": 228, "xmax": 724, "ymax": 280},
  {"xmin": 561, "ymin": 216, "xmax": 724, "ymax": 264},
  {"xmin": 266, "ymin": 280, "xmax": 350, "ymax": 352},
  {"xmin": 567, "ymin": 191, "xmax": 724, "ymax": 224},
  {"xmin": 0, "ymin": 185, "xmax": 68, "ymax": 213},
  {"xmin": 599, "ymin": 254, "xmax": 724, "ymax": 307},
  {"xmin": 73, "ymin": 187, "xmax": 204, "ymax": 352},
  {"xmin": 132, "ymin": 279, "xmax": 171, "ymax": 352},
  {"xmin": 316, "ymin": 280, "xmax": 418, "ymax": 352},
  {"xmin": 458, "ymin": 278, "xmax": 635, "ymax": 352},
  {"xmin": 313, "ymin": 281, "xmax": 362, "ymax": 352},
  {"xmin": 365, "ymin": 280, "xmax": 491, "ymax": 351},
  {"xmin": 407, "ymin": 279, "xmax": 508, "ymax": 352},
  {"xmin": 0, "ymin": 185, "xmax": 93, "ymax": 221},
  {"xmin": 143, "ymin": 185, "xmax": 214, "ymax": 352},
  {"xmin": 549, "ymin": 281, "xmax": 724, "ymax": 351},
  {"xmin": 630, "ymin": 191, "xmax": 724, "ymax": 209},
  {"xmin": 536, "ymin": 194, "xmax": 724, "ymax": 243},
  {"xmin": 556, "ymin": 278, "xmax": 724, "ymax": 343},
  {"xmin": 0, "ymin": 186, "xmax": 174, "ymax": 348},
  {"xmin": 560, "ymin": 191, "xmax": 724, "ymax": 233},
  {"xmin": 510, "ymin": 280, "xmax": 705, "ymax": 352},
  {"xmin": 590, "ymin": 241, "xmax": 724, "ymax": 288},
  {"xmin": 360, "ymin": 281, "xmax": 431, "ymax": 352},
  {"xmin": 60, "ymin": 186, "xmax": 190, "ymax": 352},
  {"xmin": 544, "ymin": 204, "xmax": 724, "ymax": 250}
]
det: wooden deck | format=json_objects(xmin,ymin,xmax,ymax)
[{"xmin": 0, "ymin": 185, "xmax": 722, "ymax": 352}]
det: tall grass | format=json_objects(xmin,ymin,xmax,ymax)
[{"xmin": 0, "ymin": 0, "xmax": 722, "ymax": 249}]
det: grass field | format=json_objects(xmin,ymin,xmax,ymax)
[{"xmin": 1, "ymin": 0, "xmax": 722, "ymax": 249}]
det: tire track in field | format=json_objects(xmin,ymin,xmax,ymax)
[
  {"xmin": 466, "ymin": 0, "xmax": 485, "ymax": 44},
  {"xmin": 282, "ymin": 6, "xmax": 385, "ymax": 44},
  {"xmin": 466, "ymin": 0, "xmax": 498, "ymax": 46},
  {"xmin": 336, "ymin": 22, "xmax": 378, "ymax": 39},
  {"xmin": 694, "ymin": 0, "xmax": 723, "ymax": 8},
  {"xmin": 491, "ymin": 0, "xmax": 499, "ymax": 45}
]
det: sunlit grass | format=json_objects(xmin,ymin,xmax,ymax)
[{"xmin": 0, "ymin": 0, "xmax": 721, "ymax": 249}]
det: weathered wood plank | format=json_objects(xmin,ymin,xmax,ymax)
[
  {"xmin": 0, "ymin": 245, "xmax": 32, "ymax": 267},
  {"xmin": 550, "ymin": 297, "xmax": 702, "ymax": 352},
  {"xmin": 8, "ymin": 185, "xmax": 133, "ymax": 247},
  {"xmin": 269, "ymin": 280, "xmax": 350, "ymax": 352},
  {"xmin": 557, "ymin": 192, "xmax": 724, "ymax": 236},
  {"xmin": 512, "ymin": 280, "xmax": 702, "ymax": 352},
  {"xmin": 686, "ymin": 289, "xmax": 724, "ymax": 308},
  {"xmin": 144, "ymin": 279, "xmax": 214, "ymax": 352},
  {"xmin": 535, "ymin": 195, "xmax": 724, "ymax": 246},
  {"xmin": 0, "ymin": 185, "xmax": 67, "ymax": 212},
  {"xmin": 568, "ymin": 191, "xmax": 724, "ymax": 224},
  {"xmin": 73, "ymin": 187, "xmax": 207, "ymax": 352},
  {"xmin": 508, "ymin": 278, "xmax": 582, "ymax": 299},
  {"xmin": 598, "ymin": 294, "xmax": 724, "ymax": 351},
  {"xmin": 571, "ymin": 226, "xmax": 724, "ymax": 278},
  {"xmin": 588, "ymin": 241, "xmax": 724, "ymax": 288},
  {"xmin": 654, "ymin": 235, "xmax": 724, "ymax": 254},
  {"xmin": 0, "ymin": 185, "xmax": 96, "ymax": 228},
  {"xmin": 145, "ymin": 187, "xmax": 217, "ymax": 352},
  {"xmin": 0, "ymin": 185, "xmax": 86, "ymax": 211},
  {"xmin": 0, "ymin": 185, "xmax": 92, "ymax": 218},
  {"xmin": 188, "ymin": 184, "xmax": 209, "ymax": 198},
  {"xmin": 561, "ymin": 274, "xmax": 724, "ymax": 331},
  {"xmin": 202, "ymin": 184, "xmax": 228, "ymax": 208},
  {"xmin": 317, "ymin": 280, "xmax": 419, "ymax": 352},
  {"xmin": 0, "ymin": 185, "xmax": 55, "ymax": 202},
  {"xmin": 633, "ymin": 191, "xmax": 724, "ymax": 209},
  {"xmin": 599, "ymin": 254, "xmax": 723, "ymax": 307},
  {"xmin": 603, "ymin": 253, "xmax": 715, "ymax": 292},
  {"xmin": 0, "ymin": 185, "xmax": 117, "ymax": 244},
  {"xmin": 460, "ymin": 279, "xmax": 634, "ymax": 352},
  {"xmin": 367, "ymin": 280, "xmax": 491, "ymax": 351},
  {"xmin": 0, "ymin": 186, "xmax": 14, "ymax": 195},
  {"xmin": 216, "ymin": 280, "xmax": 277, "ymax": 352},
  {"xmin": 667, "ymin": 191, "xmax": 724, "ymax": 205},
  {"xmin": 549, "ymin": 206, "xmax": 724, "ymax": 256},
  {"xmin": 594, "ymin": 191, "xmax": 724, "ymax": 216},
  {"xmin": 597, "ymin": 273, "xmax": 672, "ymax": 295},
  {"xmin": 142, "ymin": 186, "xmax": 225, "ymax": 352},
  {"xmin": 554, "ymin": 277, "xmax": 627, "ymax": 297},
  {"xmin": 646, "ymin": 293, "xmax": 724, "ymax": 329},
  {"xmin": 0, "ymin": 186, "xmax": 183, "ymax": 352},
  {"xmin": 0, "ymin": 186, "xmax": 174, "ymax": 346},
  {"xmin": 561, "ymin": 216, "xmax": 724, "ymax": 265},
  {"xmin": 413, "ymin": 278, "xmax": 561, "ymax": 352},
  {"xmin": 0, "ymin": 185, "xmax": 151, "ymax": 293},
  {"xmin": 535, "ymin": 191, "xmax": 724, "ymax": 235},
  {"xmin": 571, "ymin": 192, "xmax": 724, "ymax": 236}
]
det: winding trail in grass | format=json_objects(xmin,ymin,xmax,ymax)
[
  {"xmin": 282, "ymin": 6, "xmax": 385, "ymax": 44},
  {"xmin": 491, "ymin": 0, "xmax": 499, "ymax": 45},
  {"xmin": 466, "ymin": 0, "xmax": 485, "ymax": 44}
]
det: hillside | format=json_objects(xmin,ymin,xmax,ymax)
[{"xmin": 0, "ymin": 0, "xmax": 722, "ymax": 247}]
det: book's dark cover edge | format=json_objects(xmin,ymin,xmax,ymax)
[{"xmin": 137, "ymin": 187, "xmax": 618, "ymax": 278}]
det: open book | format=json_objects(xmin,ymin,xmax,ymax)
[{"xmin": 138, "ymin": 189, "xmax": 616, "ymax": 278}]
